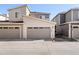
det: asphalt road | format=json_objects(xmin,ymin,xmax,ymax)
[{"xmin": 0, "ymin": 40, "xmax": 79, "ymax": 55}]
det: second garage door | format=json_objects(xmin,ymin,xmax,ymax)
[
  {"xmin": 0, "ymin": 26, "xmax": 20, "ymax": 39},
  {"xmin": 27, "ymin": 27, "xmax": 51, "ymax": 39},
  {"xmin": 72, "ymin": 25, "xmax": 79, "ymax": 39}
]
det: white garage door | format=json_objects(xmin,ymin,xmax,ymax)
[
  {"xmin": 72, "ymin": 26, "xmax": 79, "ymax": 39},
  {"xmin": 0, "ymin": 26, "xmax": 20, "ymax": 39},
  {"xmin": 27, "ymin": 27, "xmax": 51, "ymax": 39}
]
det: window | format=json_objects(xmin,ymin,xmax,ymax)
[
  {"xmin": 44, "ymin": 27, "xmax": 50, "ymax": 29},
  {"xmin": 28, "ymin": 27, "xmax": 32, "ymax": 29},
  {"xmin": 3, "ymin": 27, "xmax": 8, "ymax": 29},
  {"xmin": 39, "ymin": 27, "xmax": 43, "ymax": 29},
  {"xmin": 45, "ymin": 15, "xmax": 49, "ymax": 18},
  {"xmin": 9, "ymin": 27, "xmax": 14, "ymax": 29},
  {"xmin": 34, "ymin": 27, "xmax": 38, "ymax": 29},
  {"xmin": 40, "ymin": 16, "xmax": 42, "ymax": 19},
  {"xmin": 15, "ymin": 12, "xmax": 18, "ymax": 18},
  {"xmin": 0, "ymin": 27, "xmax": 2, "ymax": 29},
  {"xmin": 73, "ymin": 26, "xmax": 78, "ymax": 28},
  {"xmin": 15, "ymin": 27, "xmax": 19, "ymax": 29},
  {"xmin": 39, "ymin": 27, "xmax": 50, "ymax": 29}
]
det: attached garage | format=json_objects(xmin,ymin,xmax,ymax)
[
  {"xmin": 23, "ymin": 16, "xmax": 56, "ymax": 40},
  {"xmin": 27, "ymin": 27, "xmax": 51, "ymax": 39},
  {"xmin": 0, "ymin": 26, "xmax": 20, "ymax": 39},
  {"xmin": 0, "ymin": 23, "xmax": 23, "ymax": 40},
  {"xmin": 57, "ymin": 22, "xmax": 79, "ymax": 40}
]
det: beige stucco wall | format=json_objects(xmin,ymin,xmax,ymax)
[
  {"xmin": 53, "ymin": 15, "xmax": 60, "ymax": 25},
  {"xmin": 30, "ymin": 13, "xmax": 49, "ymax": 20},
  {"xmin": 23, "ymin": 16, "xmax": 56, "ymax": 39},
  {"xmin": 9, "ymin": 6, "xmax": 30, "ymax": 21}
]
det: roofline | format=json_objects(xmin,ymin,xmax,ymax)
[
  {"xmin": 8, "ymin": 4, "xmax": 30, "ymax": 12},
  {"xmin": 51, "ymin": 12, "xmax": 66, "ymax": 21},
  {"xmin": 52, "ymin": 8, "xmax": 79, "ymax": 21},
  {"xmin": 0, "ymin": 22, "xmax": 23, "ymax": 24},
  {"xmin": 0, "ymin": 14, "xmax": 8, "ymax": 18},
  {"xmin": 23, "ymin": 16, "xmax": 56, "ymax": 25},
  {"xmin": 65, "ymin": 9, "xmax": 72, "ymax": 14},
  {"xmin": 59, "ymin": 21, "xmax": 79, "ymax": 25},
  {"xmin": 30, "ymin": 11, "xmax": 50, "ymax": 15},
  {"xmin": 65, "ymin": 8, "xmax": 79, "ymax": 14}
]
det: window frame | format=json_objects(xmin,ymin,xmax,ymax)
[{"xmin": 15, "ymin": 12, "xmax": 18, "ymax": 18}]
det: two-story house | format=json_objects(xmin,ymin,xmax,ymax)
[
  {"xmin": 0, "ymin": 5, "xmax": 56, "ymax": 41},
  {"xmin": 53, "ymin": 12, "xmax": 65, "ymax": 25},
  {"xmin": 52, "ymin": 8, "xmax": 79, "ymax": 40}
]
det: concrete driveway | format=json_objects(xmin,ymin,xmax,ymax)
[{"xmin": 0, "ymin": 40, "xmax": 79, "ymax": 55}]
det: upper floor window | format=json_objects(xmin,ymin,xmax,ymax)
[
  {"xmin": 45, "ymin": 15, "xmax": 49, "ymax": 18},
  {"xmin": 40, "ymin": 16, "xmax": 42, "ymax": 19},
  {"xmin": 15, "ymin": 12, "xmax": 18, "ymax": 18}
]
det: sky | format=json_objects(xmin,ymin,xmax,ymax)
[{"xmin": 0, "ymin": 4, "xmax": 79, "ymax": 20}]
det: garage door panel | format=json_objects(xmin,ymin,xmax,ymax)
[
  {"xmin": 72, "ymin": 26, "xmax": 79, "ymax": 39},
  {"xmin": 27, "ymin": 27, "xmax": 51, "ymax": 39},
  {"xmin": 72, "ymin": 29, "xmax": 79, "ymax": 39},
  {"xmin": 0, "ymin": 27, "xmax": 20, "ymax": 39}
]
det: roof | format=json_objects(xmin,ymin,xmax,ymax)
[
  {"xmin": 51, "ymin": 8, "xmax": 79, "ymax": 22},
  {"xmin": 51, "ymin": 12, "xmax": 66, "ymax": 21},
  {"xmin": 70, "ymin": 8, "xmax": 79, "ymax": 11},
  {"xmin": 8, "ymin": 5, "xmax": 30, "ymax": 12},
  {"xmin": 59, "ymin": 21, "xmax": 79, "ymax": 25},
  {"xmin": 0, "ymin": 14, "xmax": 8, "ymax": 18},
  {"xmin": 0, "ymin": 20, "xmax": 23, "ymax": 23},
  {"xmin": 30, "ymin": 12, "xmax": 50, "ymax": 15},
  {"xmin": 23, "ymin": 16, "xmax": 56, "ymax": 25},
  {"xmin": 66, "ymin": 21, "xmax": 79, "ymax": 24}
]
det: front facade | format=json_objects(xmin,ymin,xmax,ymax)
[
  {"xmin": 0, "ymin": 5, "xmax": 56, "ymax": 40},
  {"xmin": 23, "ymin": 16, "xmax": 55, "ymax": 39}
]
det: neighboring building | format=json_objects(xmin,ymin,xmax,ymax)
[
  {"xmin": 52, "ymin": 8, "xmax": 79, "ymax": 40},
  {"xmin": 65, "ymin": 8, "xmax": 79, "ymax": 22},
  {"xmin": 0, "ymin": 14, "xmax": 9, "ymax": 21},
  {"xmin": 30, "ymin": 12, "xmax": 50, "ymax": 20},
  {"xmin": 0, "ymin": 5, "xmax": 56, "ymax": 40},
  {"xmin": 52, "ymin": 12, "xmax": 65, "ymax": 25},
  {"xmin": 57, "ymin": 21, "xmax": 79, "ymax": 39},
  {"xmin": 52, "ymin": 8, "xmax": 79, "ymax": 24},
  {"xmin": 51, "ymin": 12, "xmax": 66, "ymax": 38}
]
